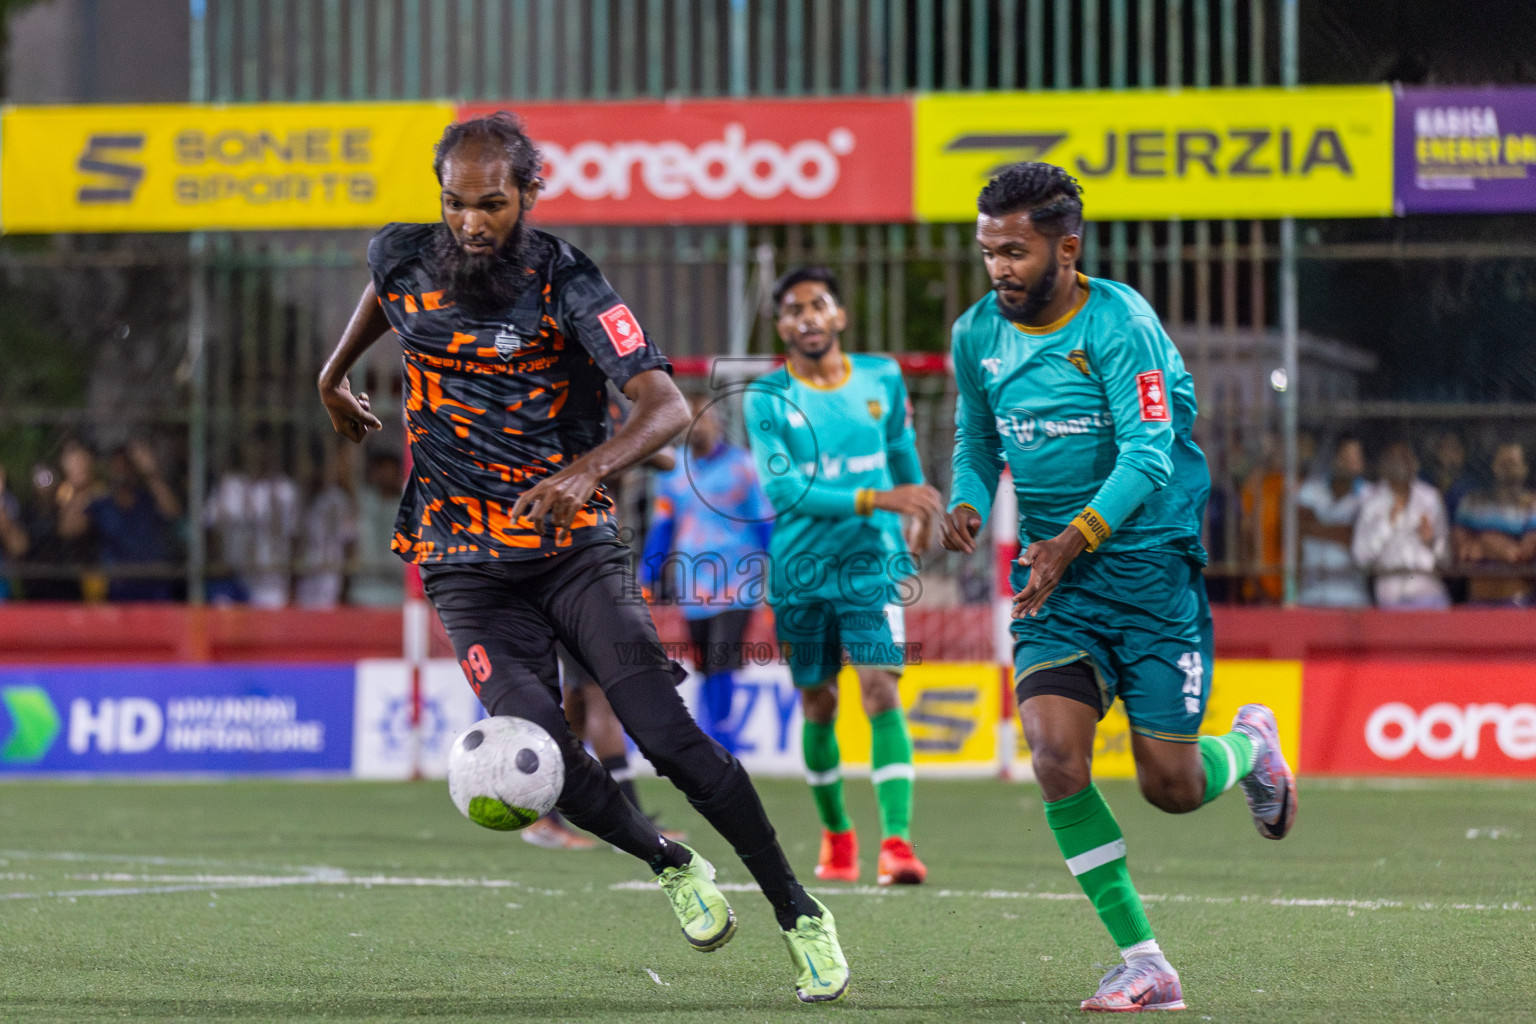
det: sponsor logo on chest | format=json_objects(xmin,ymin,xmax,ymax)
[{"xmin": 994, "ymin": 410, "xmax": 1112, "ymax": 449}]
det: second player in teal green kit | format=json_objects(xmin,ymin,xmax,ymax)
[{"xmin": 745, "ymin": 267, "xmax": 943, "ymax": 888}]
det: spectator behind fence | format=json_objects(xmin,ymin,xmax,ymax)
[
  {"xmin": 295, "ymin": 448, "xmax": 358, "ymax": 609},
  {"xmin": 78, "ymin": 442, "xmax": 182, "ymax": 602},
  {"xmin": 1239, "ymin": 431, "xmax": 1315, "ymax": 603},
  {"xmin": 1452, "ymin": 442, "xmax": 1536, "ymax": 607},
  {"xmin": 1423, "ymin": 430, "xmax": 1478, "ymax": 522},
  {"xmin": 1353, "ymin": 441, "xmax": 1450, "ymax": 610},
  {"xmin": 51, "ymin": 440, "xmax": 107, "ymax": 600},
  {"xmin": 18, "ymin": 459, "xmax": 78, "ymax": 600},
  {"xmin": 349, "ymin": 451, "xmax": 405, "ymax": 606},
  {"xmin": 0, "ymin": 465, "xmax": 29, "ymax": 599},
  {"xmin": 205, "ymin": 432, "xmax": 300, "ymax": 607},
  {"xmin": 1297, "ymin": 436, "xmax": 1371, "ymax": 608}
]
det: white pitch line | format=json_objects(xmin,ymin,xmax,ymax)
[
  {"xmin": 3, "ymin": 871, "xmax": 525, "ymax": 901},
  {"xmin": 608, "ymin": 880, "xmax": 1534, "ymax": 914}
]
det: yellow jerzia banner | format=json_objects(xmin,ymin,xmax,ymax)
[
  {"xmin": 914, "ymin": 86, "xmax": 1394, "ymax": 221},
  {"xmin": 1, "ymin": 102, "xmax": 452, "ymax": 232}
]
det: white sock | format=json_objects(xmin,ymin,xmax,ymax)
[{"xmin": 1121, "ymin": 939, "xmax": 1163, "ymax": 962}]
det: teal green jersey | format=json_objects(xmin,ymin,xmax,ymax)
[
  {"xmin": 744, "ymin": 353, "xmax": 924, "ymax": 605},
  {"xmin": 948, "ymin": 273, "xmax": 1210, "ymax": 560}
]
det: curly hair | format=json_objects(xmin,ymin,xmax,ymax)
[
  {"xmin": 433, "ymin": 111, "xmax": 543, "ymax": 189},
  {"xmin": 976, "ymin": 161, "xmax": 1084, "ymax": 238}
]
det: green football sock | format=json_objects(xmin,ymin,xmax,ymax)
[
  {"xmin": 1043, "ymin": 784, "xmax": 1155, "ymax": 950},
  {"xmin": 869, "ymin": 708, "xmax": 915, "ymax": 841},
  {"xmin": 802, "ymin": 719, "xmax": 851, "ymax": 833},
  {"xmin": 1197, "ymin": 731, "xmax": 1257, "ymax": 805}
]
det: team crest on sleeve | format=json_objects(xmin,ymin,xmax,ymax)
[
  {"xmin": 1136, "ymin": 370, "xmax": 1171, "ymax": 422},
  {"xmin": 867, "ymin": 399, "xmax": 884, "ymax": 420},
  {"xmin": 597, "ymin": 303, "xmax": 645, "ymax": 357},
  {"xmin": 1067, "ymin": 349, "xmax": 1092, "ymax": 376}
]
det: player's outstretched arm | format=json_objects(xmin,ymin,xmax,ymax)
[
  {"xmin": 318, "ymin": 283, "xmax": 391, "ymax": 444},
  {"xmin": 511, "ymin": 368, "xmax": 689, "ymax": 542}
]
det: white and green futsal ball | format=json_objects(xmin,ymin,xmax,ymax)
[{"xmin": 447, "ymin": 716, "xmax": 564, "ymax": 831}]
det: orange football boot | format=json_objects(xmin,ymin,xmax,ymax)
[
  {"xmin": 814, "ymin": 828, "xmax": 859, "ymax": 882},
  {"xmin": 876, "ymin": 836, "xmax": 927, "ymax": 886}
]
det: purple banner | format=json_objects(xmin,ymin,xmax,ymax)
[{"xmin": 1396, "ymin": 86, "xmax": 1536, "ymax": 214}]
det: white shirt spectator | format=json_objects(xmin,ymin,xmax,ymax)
[
  {"xmin": 1352, "ymin": 479, "xmax": 1450, "ymax": 609},
  {"xmin": 205, "ymin": 472, "xmax": 300, "ymax": 608},
  {"xmin": 295, "ymin": 484, "xmax": 356, "ymax": 609},
  {"xmin": 1297, "ymin": 476, "xmax": 1372, "ymax": 608}
]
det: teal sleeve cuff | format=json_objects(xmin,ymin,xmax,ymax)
[
  {"xmin": 888, "ymin": 442, "xmax": 923, "ymax": 486},
  {"xmin": 1086, "ymin": 461, "xmax": 1158, "ymax": 533},
  {"xmin": 773, "ymin": 481, "xmax": 859, "ymax": 519}
]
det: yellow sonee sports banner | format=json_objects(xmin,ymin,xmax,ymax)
[
  {"xmin": 833, "ymin": 662, "xmax": 1002, "ymax": 775},
  {"xmin": 914, "ymin": 86, "xmax": 1393, "ymax": 221},
  {"xmin": 1, "ymin": 103, "xmax": 452, "ymax": 232}
]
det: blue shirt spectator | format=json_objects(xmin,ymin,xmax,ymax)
[
  {"xmin": 0, "ymin": 466, "xmax": 28, "ymax": 600},
  {"xmin": 1453, "ymin": 442, "xmax": 1536, "ymax": 607},
  {"xmin": 86, "ymin": 442, "xmax": 182, "ymax": 602}
]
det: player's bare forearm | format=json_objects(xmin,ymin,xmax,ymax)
[
  {"xmin": 1012, "ymin": 526, "xmax": 1088, "ymax": 618},
  {"xmin": 872, "ymin": 483, "xmax": 944, "ymax": 518},
  {"xmin": 318, "ymin": 283, "xmax": 391, "ymax": 443},
  {"xmin": 589, "ymin": 369, "xmax": 690, "ymax": 480},
  {"xmin": 510, "ymin": 369, "xmax": 687, "ymax": 539}
]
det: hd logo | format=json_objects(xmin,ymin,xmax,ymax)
[
  {"xmin": 0, "ymin": 686, "xmax": 61, "ymax": 765},
  {"xmin": 76, "ymin": 133, "xmax": 146, "ymax": 204}
]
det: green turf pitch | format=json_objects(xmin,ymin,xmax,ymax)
[{"xmin": 1, "ymin": 777, "xmax": 1533, "ymax": 1023}]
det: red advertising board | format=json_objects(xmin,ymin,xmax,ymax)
[
  {"xmin": 457, "ymin": 98, "xmax": 912, "ymax": 224},
  {"xmin": 1303, "ymin": 660, "xmax": 1536, "ymax": 777}
]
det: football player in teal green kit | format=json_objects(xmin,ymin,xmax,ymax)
[
  {"xmin": 744, "ymin": 267, "xmax": 943, "ymax": 887},
  {"xmin": 939, "ymin": 163, "xmax": 1298, "ymax": 1013}
]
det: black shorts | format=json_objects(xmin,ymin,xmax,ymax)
[
  {"xmin": 1015, "ymin": 658, "xmax": 1106, "ymax": 719},
  {"xmin": 685, "ymin": 609, "xmax": 754, "ymax": 673},
  {"xmin": 421, "ymin": 540, "xmax": 683, "ymax": 716}
]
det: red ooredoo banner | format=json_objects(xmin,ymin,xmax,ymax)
[
  {"xmin": 456, "ymin": 98, "xmax": 913, "ymax": 224},
  {"xmin": 1303, "ymin": 660, "xmax": 1536, "ymax": 776}
]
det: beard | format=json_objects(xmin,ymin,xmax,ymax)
[
  {"xmin": 993, "ymin": 258, "xmax": 1059, "ymax": 324},
  {"xmin": 431, "ymin": 220, "xmax": 542, "ymax": 318},
  {"xmin": 785, "ymin": 332, "xmax": 834, "ymax": 361}
]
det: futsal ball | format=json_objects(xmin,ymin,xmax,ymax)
[{"xmin": 447, "ymin": 716, "xmax": 564, "ymax": 831}]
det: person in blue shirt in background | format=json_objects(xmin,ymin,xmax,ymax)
[{"xmin": 643, "ymin": 393, "xmax": 772, "ymax": 750}]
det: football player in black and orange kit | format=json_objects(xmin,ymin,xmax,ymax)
[{"xmin": 316, "ymin": 112, "xmax": 848, "ymax": 1003}]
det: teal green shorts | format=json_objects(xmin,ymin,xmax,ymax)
[
  {"xmin": 1011, "ymin": 547, "xmax": 1213, "ymax": 743},
  {"xmin": 773, "ymin": 600, "xmax": 909, "ymax": 689}
]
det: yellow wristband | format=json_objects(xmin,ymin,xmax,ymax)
[
  {"xmin": 855, "ymin": 488, "xmax": 877, "ymax": 516},
  {"xmin": 1069, "ymin": 507, "xmax": 1111, "ymax": 551}
]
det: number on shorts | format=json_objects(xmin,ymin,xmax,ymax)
[
  {"xmin": 462, "ymin": 643, "xmax": 493, "ymax": 684},
  {"xmin": 1177, "ymin": 651, "xmax": 1203, "ymax": 696}
]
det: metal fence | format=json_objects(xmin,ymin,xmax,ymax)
[{"xmin": 2, "ymin": 1, "xmax": 1534, "ymax": 609}]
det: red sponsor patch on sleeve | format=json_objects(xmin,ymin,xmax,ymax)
[
  {"xmin": 1136, "ymin": 370, "xmax": 1171, "ymax": 422},
  {"xmin": 597, "ymin": 303, "xmax": 645, "ymax": 358}
]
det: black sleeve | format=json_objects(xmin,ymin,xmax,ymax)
[
  {"xmin": 549, "ymin": 241, "xmax": 672, "ymax": 390},
  {"xmin": 367, "ymin": 223, "xmax": 435, "ymax": 298}
]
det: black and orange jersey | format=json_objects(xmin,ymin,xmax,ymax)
[{"xmin": 368, "ymin": 223, "xmax": 671, "ymax": 564}]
